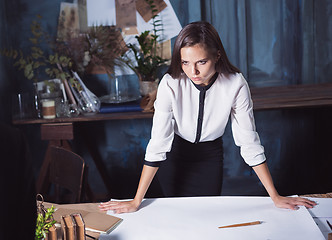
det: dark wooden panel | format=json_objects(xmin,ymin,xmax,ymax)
[
  {"xmin": 13, "ymin": 111, "xmax": 154, "ymax": 125},
  {"xmin": 41, "ymin": 123, "xmax": 74, "ymax": 140},
  {"xmin": 251, "ymin": 83, "xmax": 332, "ymax": 110}
]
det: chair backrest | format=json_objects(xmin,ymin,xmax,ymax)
[{"xmin": 49, "ymin": 146, "xmax": 85, "ymax": 203}]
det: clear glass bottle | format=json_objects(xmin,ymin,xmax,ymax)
[{"xmin": 33, "ymin": 84, "xmax": 42, "ymax": 118}]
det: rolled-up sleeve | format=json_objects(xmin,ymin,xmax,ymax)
[
  {"xmin": 230, "ymin": 77, "xmax": 266, "ymax": 166},
  {"xmin": 144, "ymin": 75, "xmax": 175, "ymax": 163}
]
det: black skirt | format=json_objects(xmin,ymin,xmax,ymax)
[{"xmin": 156, "ymin": 134, "xmax": 224, "ymax": 197}]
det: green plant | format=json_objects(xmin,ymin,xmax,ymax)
[
  {"xmin": 35, "ymin": 205, "xmax": 56, "ymax": 240},
  {"xmin": 124, "ymin": 0, "xmax": 168, "ymax": 82},
  {"xmin": 1, "ymin": 15, "xmax": 74, "ymax": 85}
]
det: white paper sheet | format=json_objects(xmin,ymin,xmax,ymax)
[
  {"xmin": 307, "ymin": 197, "xmax": 332, "ymax": 217},
  {"xmin": 305, "ymin": 197, "xmax": 332, "ymax": 239},
  {"xmin": 87, "ymin": 0, "xmax": 116, "ymax": 26},
  {"xmin": 99, "ymin": 196, "xmax": 325, "ymax": 240},
  {"xmin": 313, "ymin": 217, "xmax": 332, "ymax": 240}
]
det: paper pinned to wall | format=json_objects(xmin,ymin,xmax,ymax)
[
  {"xmin": 86, "ymin": 0, "xmax": 116, "ymax": 26},
  {"xmin": 135, "ymin": 0, "xmax": 182, "ymax": 42},
  {"xmin": 115, "ymin": 0, "xmax": 138, "ymax": 35},
  {"xmin": 83, "ymin": 0, "xmax": 182, "ymax": 76},
  {"xmin": 85, "ymin": 0, "xmax": 181, "ymax": 42},
  {"xmin": 57, "ymin": 3, "xmax": 80, "ymax": 40},
  {"xmin": 77, "ymin": 0, "xmax": 88, "ymax": 32},
  {"xmin": 135, "ymin": 0, "xmax": 167, "ymax": 22}
]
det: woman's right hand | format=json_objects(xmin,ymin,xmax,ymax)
[
  {"xmin": 99, "ymin": 165, "xmax": 158, "ymax": 214},
  {"xmin": 98, "ymin": 199, "xmax": 140, "ymax": 214}
]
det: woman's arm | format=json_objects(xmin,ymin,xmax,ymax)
[
  {"xmin": 253, "ymin": 162, "xmax": 316, "ymax": 210},
  {"xmin": 99, "ymin": 165, "xmax": 159, "ymax": 214}
]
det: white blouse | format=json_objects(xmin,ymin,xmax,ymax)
[{"xmin": 144, "ymin": 72, "xmax": 266, "ymax": 167}]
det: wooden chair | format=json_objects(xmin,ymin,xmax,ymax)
[{"xmin": 49, "ymin": 146, "xmax": 90, "ymax": 203}]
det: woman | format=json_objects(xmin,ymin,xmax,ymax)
[{"xmin": 99, "ymin": 21, "xmax": 316, "ymax": 213}]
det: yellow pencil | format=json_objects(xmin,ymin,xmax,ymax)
[{"xmin": 218, "ymin": 221, "xmax": 262, "ymax": 229}]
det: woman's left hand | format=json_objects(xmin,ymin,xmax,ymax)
[{"xmin": 272, "ymin": 195, "xmax": 317, "ymax": 210}]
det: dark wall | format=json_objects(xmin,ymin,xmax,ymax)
[
  {"xmin": 0, "ymin": 0, "xmax": 331, "ymax": 200},
  {"xmin": 221, "ymin": 107, "xmax": 332, "ymax": 196},
  {"xmin": 0, "ymin": 0, "xmax": 13, "ymax": 123}
]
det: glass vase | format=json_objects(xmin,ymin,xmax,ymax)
[{"xmin": 71, "ymin": 72, "xmax": 101, "ymax": 115}]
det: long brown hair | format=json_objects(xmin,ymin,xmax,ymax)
[{"xmin": 167, "ymin": 21, "xmax": 240, "ymax": 78}]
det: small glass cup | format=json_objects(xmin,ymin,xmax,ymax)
[
  {"xmin": 11, "ymin": 93, "xmax": 33, "ymax": 120},
  {"xmin": 41, "ymin": 99, "xmax": 56, "ymax": 119}
]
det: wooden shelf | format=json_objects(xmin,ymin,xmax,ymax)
[
  {"xmin": 13, "ymin": 111, "xmax": 154, "ymax": 125},
  {"xmin": 12, "ymin": 83, "xmax": 332, "ymax": 125},
  {"xmin": 251, "ymin": 83, "xmax": 332, "ymax": 110}
]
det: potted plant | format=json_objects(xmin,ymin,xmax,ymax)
[
  {"xmin": 35, "ymin": 205, "xmax": 56, "ymax": 240},
  {"xmin": 35, "ymin": 194, "xmax": 57, "ymax": 240},
  {"xmin": 123, "ymin": 0, "xmax": 169, "ymax": 96}
]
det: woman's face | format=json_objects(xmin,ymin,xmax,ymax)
[{"xmin": 180, "ymin": 43, "xmax": 217, "ymax": 86}]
